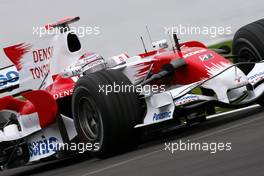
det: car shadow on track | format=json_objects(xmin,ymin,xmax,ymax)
[{"xmin": 2, "ymin": 106, "xmax": 264, "ymax": 176}]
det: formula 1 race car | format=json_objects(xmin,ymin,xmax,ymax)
[{"xmin": 1, "ymin": 17, "xmax": 264, "ymax": 169}]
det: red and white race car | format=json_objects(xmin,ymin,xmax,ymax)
[{"xmin": 1, "ymin": 17, "xmax": 264, "ymax": 169}]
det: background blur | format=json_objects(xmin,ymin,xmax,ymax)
[{"xmin": 0, "ymin": 0, "xmax": 264, "ymax": 67}]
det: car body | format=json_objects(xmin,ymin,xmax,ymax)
[{"xmin": 1, "ymin": 16, "xmax": 264, "ymax": 169}]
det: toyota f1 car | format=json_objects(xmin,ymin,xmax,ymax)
[{"xmin": 1, "ymin": 17, "xmax": 264, "ymax": 169}]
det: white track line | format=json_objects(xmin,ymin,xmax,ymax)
[
  {"xmin": 207, "ymin": 104, "xmax": 259, "ymax": 119},
  {"xmin": 82, "ymin": 105, "xmax": 263, "ymax": 176}
]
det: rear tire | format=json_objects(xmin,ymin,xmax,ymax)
[{"xmin": 72, "ymin": 70, "xmax": 142, "ymax": 158}]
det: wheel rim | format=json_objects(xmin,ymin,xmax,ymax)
[{"xmin": 78, "ymin": 96, "xmax": 103, "ymax": 144}]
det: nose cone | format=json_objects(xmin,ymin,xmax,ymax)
[{"xmin": 203, "ymin": 65, "xmax": 248, "ymax": 103}]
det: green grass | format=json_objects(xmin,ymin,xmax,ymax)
[{"xmin": 209, "ymin": 40, "xmax": 233, "ymax": 49}]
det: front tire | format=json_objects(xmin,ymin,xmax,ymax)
[
  {"xmin": 233, "ymin": 19, "xmax": 264, "ymax": 107},
  {"xmin": 72, "ymin": 70, "xmax": 142, "ymax": 158},
  {"xmin": 233, "ymin": 18, "xmax": 264, "ymax": 74}
]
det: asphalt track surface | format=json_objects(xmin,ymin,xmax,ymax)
[{"xmin": 2, "ymin": 105, "xmax": 264, "ymax": 176}]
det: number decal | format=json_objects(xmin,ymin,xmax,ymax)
[
  {"xmin": 0, "ymin": 71, "xmax": 19, "ymax": 87},
  {"xmin": 6, "ymin": 71, "xmax": 19, "ymax": 83},
  {"xmin": 0, "ymin": 74, "xmax": 8, "ymax": 87}
]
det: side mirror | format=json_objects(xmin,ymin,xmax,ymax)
[
  {"xmin": 219, "ymin": 45, "xmax": 231, "ymax": 54},
  {"xmin": 213, "ymin": 45, "xmax": 231, "ymax": 55}
]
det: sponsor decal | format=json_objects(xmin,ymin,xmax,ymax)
[
  {"xmin": 32, "ymin": 47, "xmax": 53, "ymax": 63},
  {"xmin": 0, "ymin": 71, "xmax": 19, "ymax": 87},
  {"xmin": 28, "ymin": 136, "xmax": 58, "ymax": 157},
  {"xmin": 199, "ymin": 53, "xmax": 214, "ymax": 62},
  {"xmin": 4, "ymin": 43, "xmax": 53, "ymax": 81},
  {"xmin": 175, "ymin": 95, "xmax": 199, "ymax": 106},
  {"xmin": 53, "ymin": 89, "xmax": 73, "ymax": 99},
  {"xmin": 153, "ymin": 111, "xmax": 172, "ymax": 121},
  {"xmin": 248, "ymin": 71, "xmax": 264, "ymax": 84},
  {"xmin": 0, "ymin": 66, "xmax": 19, "ymax": 90},
  {"xmin": 30, "ymin": 46, "xmax": 53, "ymax": 80}
]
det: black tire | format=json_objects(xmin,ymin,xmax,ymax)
[
  {"xmin": 72, "ymin": 70, "xmax": 142, "ymax": 158},
  {"xmin": 233, "ymin": 19, "xmax": 264, "ymax": 106},
  {"xmin": 233, "ymin": 19, "xmax": 264, "ymax": 74}
]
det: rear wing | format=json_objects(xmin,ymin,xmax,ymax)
[
  {"xmin": 0, "ymin": 65, "xmax": 19, "ymax": 95},
  {"xmin": 1, "ymin": 16, "xmax": 83, "ymax": 97},
  {"xmin": 45, "ymin": 16, "xmax": 80, "ymax": 32}
]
